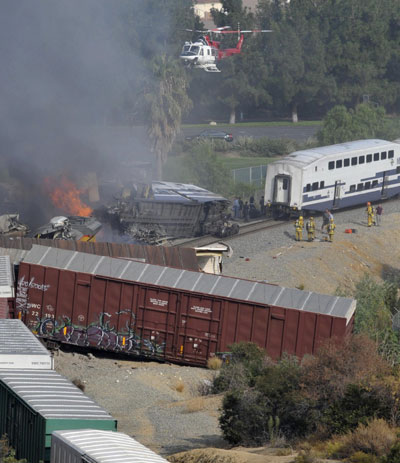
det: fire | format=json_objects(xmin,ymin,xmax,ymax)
[{"xmin": 44, "ymin": 176, "xmax": 93, "ymax": 217}]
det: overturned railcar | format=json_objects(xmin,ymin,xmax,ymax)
[
  {"xmin": 16, "ymin": 245, "xmax": 356, "ymax": 365},
  {"xmin": 105, "ymin": 181, "xmax": 237, "ymax": 242}
]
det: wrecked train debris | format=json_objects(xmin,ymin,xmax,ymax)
[
  {"xmin": 34, "ymin": 216, "xmax": 102, "ymax": 242},
  {"xmin": 103, "ymin": 181, "xmax": 239, "ymax": 243},
  {"xmin": 0, "ymin": 214, "xmax": 29, "ymax": 237}
]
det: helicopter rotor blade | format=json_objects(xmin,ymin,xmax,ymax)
[{"xmin": 217, "ymin": 29, "xmax": 273, "ymax": 34}]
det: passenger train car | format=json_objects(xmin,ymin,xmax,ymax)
[{"xmin": 265, "ymin": 139, "xmax": 400, "ymax": 216}]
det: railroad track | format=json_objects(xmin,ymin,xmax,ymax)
[{"xmin": 172, "ymin": 218, "xmax": 287, "ymax": 248}]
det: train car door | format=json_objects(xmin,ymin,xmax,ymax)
[
  {"xmin": 381, "ymin": 171, "xmax": 389, "ymax": 197},
  {"xmin": 333, "ymin": 180, "xmax": 341, "ymax": 208},
  {"xmin": 273, "ymin": 175, "xmax": 291, "ymax": 204}
]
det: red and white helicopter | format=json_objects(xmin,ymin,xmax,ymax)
[{"xmin": 180, "ymin": 25, "xmax": 272, "ymax": 73}]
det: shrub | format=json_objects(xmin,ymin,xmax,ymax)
[
  {"xmin": 322, "ymin": 384, "xmax": 394, "ymax": 435},
  {"xmin": 207, "ymin": 356, "xmax": 222, "ymax": 370},
  {"xmin": 0, "ymin": 436, "xmax": 27, "ymax": 463},
  {"xmin": 337, "ymin": 419, "xmax": 396, "ymax": 457},
  {"xmin": 383, "ymin": 440, "xmax": 400, "ymax": 463},
  {"xmin": 213, "ymin": 342, "xmax": 267, "ymax": 393}
]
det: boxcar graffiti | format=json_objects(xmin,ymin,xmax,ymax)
[{"xmin": 15, "ymin": 245, "xmax": 356, "ymax": 366}]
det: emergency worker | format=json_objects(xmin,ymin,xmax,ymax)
[
  {"xmin": 327, "ymin": 218, "xmax": 336, "ymax": 242},
  {"xmin": 366, "ymin": 202, "xmax": 375, "ymax": 227},
  {"xmin": 298, "ymin": 215, "xmax": 304, "ymax": 229},
  {"xmin": 266, "ymin": 200, "xmax": 272, "ymax": 218},
  {"xmin": 306, "ymin": 217, "xmax": 315, "ymax": 241},
  {"xmin": 295, "ymin": 218, "xmax": 302, "ymax": 241}
]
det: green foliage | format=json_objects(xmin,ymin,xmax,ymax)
[
  {"xmin": 317, "ymin": 104, "xmax": 392, "ymax": 145},
  {"xmin": 164, "ymin": 143, "xmax": 233, "ymax": 196},
  {"xmin": 0, "ymin": 436, "xmax": 27, "ymax": 463},
  {"xmin": 216, "ymin": 334, "xmax": 400, "ymax": 446},
  {"xmin": 383, "ymin": 441, "xmax": 400, "ymax": 463},
  {"xmin": 232, "ymin": 137, "xmax": 297, "ymax": 157},
  {"xmin": 322, "ymin": 384, "xmax": 394, "ymax": 435},
  {"xmin": 143, "ymin": 55, "xmax": 192, "ymax": 179},
  {"xmin": 213, "ymin": 342, "xmax": 266, "ymax": 393}
]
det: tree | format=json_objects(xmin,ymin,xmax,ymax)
[
  {"xmin": 260, "ymin": 0, "xmax": 335, "ymax": 122},
  {"xmin": 317, "ymin": 103, "xmax": 389, "ymax": 145},
  {"xmin": 144, "ymin": 55, "xmax": 192, "ymax": 179}
]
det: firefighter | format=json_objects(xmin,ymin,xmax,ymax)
[
  {"xmin": 298, "ymin": 215, "xmax": 304, "ymax": 229},
  {"xmin": 327, "ymin": 218, "xmax": 336, "ymax": 242},
  {"xmin": 306, "ymin": 217, "xmax": 315, "ymax": 241},
  {"xmin": 295, "ymin": 218, "xmax": 302, "ymax": 241},
  {"xmin": 366, "ymin": 201, "xmax": 375, "ymax": 227}
]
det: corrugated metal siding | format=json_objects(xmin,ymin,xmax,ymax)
[
  {"xmin": 0, "ymin": 255, "xmax": 14, "ymax": 298},
  {"xmin": 0, "ymin": 237, "xmax": 199, "ymax": 271},
  {"xmin": 0, "ymin": 320, "xmax": 53, "ymax": 369},
  {"xmin": 21, "ymin": 246, "xmax": 356, "ymax": 321},
  {"xmin": 0, "ymin": 370, "xmax": 116, "ymax": 463},
  {"xmin": 51, "ymin": 430, "xmax": 168, "ymax": 463}
]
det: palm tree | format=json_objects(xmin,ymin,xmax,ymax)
[{"xmin": 144, "ymin": 55, "xmax": 192, "ymax": 180}]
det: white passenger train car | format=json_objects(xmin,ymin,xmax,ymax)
[{"xmin": 264, "ymin": 139, "xmax": 400, "ymax": 216}]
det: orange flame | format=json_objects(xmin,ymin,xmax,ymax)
[{"xmin": 44, "ymin": 176, "xmax": 93, "ymax": 217}]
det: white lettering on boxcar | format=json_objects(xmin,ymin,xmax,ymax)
[
  {"xmin": 149, "ymin": 298, "xmax": 168, "ymax": 307},
  {"xmin": 190, "ymin": 305, "xmax": 212, "ymax": 314}
]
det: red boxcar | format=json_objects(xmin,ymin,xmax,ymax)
[{"xmin": 16, "ymin": 246, "xmax": 356, "ymax": 366}]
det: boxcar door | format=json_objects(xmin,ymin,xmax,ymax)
[
  {"xmin": 333, "ymin": 180, "xmax": 341, "ymax": 208},
  {"xmin": 273, "ymin": 175, "xmax": 290, "ymax": 204},
  {"xmin": 381, "ymin": 171, "xmax": 389, "ymax": 197}
]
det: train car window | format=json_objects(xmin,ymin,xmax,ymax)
[
  {"xmin": 344, "ymin": 158, "xmax": 350, "ymax": 167},
  {"xmin": 351, "ymin": 157, "xmax": 358, "ymax": 166},
  {"xmin": 365, "ymin": 181, "xmax": 371, "ymax": 189},
  {"xmin": 397, "ymin": 167, "xmax": 400, "ymax": 174},
  {"xmin": 312, "ymin": 182, "xmax": 319, "ymax": 191},
  {"xmin": 359, "ymin": 156, "xmax": 365, "ymax": 164},
  {"xmin": 328, "ymin": 161, "xmax": 334, "ymax": 170},
  {"xmin": 366, "ymin": 154, "xmax": 372, "ymax": 163},
  {"xmin": 282, "ymin": 178, "xmax": 288, "ymax": 190},
  {"xmin": 372, "ymin": 180, "xmax": 378, "ymax": 187},
  {"xmin": 336, "ymin": 160, "xmax": 342, "ymax": 168},
  {"xmin": 374, "ymin": 152, "xmax": 380, "ymax": 161},
  {"xmin": 350, "ymin": 185, "xmax": 356, "ymax": 192},
  {"xmin": 389, "ymin": 150, "xmax": 394, "ymax": 159},
  {"xmin": 306, "ymin": 184, "xmax": 311, "ymax": 192},
  {"xmin": 381, "ymin": 151, "xmax": 387, "ymax": 160},
  {"xmin": 320, "ymin": 181, "xmax": 325, "ymax": 189},
  {"xmin": 357, "ymin": 183, "xmax": 363, "ymax": 191}
]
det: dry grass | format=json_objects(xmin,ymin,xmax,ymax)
[
  {"xmin": 207, "ymin": 356, "xmax": 223, "ymax": 370},
  {"xmin": 183, "ymin": 397, "xmax": 206, "ymax": 413},
  {"xmin": 172, "ymin": 379, "xmax": 185, "ymax": 393},
  {"xmin": 326, "ymin": 419, "xmax": 396, "ymax": 458}
]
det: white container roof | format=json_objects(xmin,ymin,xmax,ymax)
[
  {"xmin": 52, "ymin": 429, "xmax": 168, "ymax": 463},
  {"xmin": 22, "ymin": 245, "xmax": 356, "ymax": 324},
  {"xmin": 0, "ymin": 320, "xmax": 53, "ymax": 369},
  {"xmin": 0, "ymin": 370, "xmax": 114, "ymax": 420},
  {"xmin": 0, "ymin": 255, "xmax": 14, "ymax": 298}
]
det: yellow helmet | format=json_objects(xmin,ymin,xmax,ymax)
[
  {"xmin": 299, "ymin": 215, "xmax": 303, "ymax": 219},
  {"xmin": 330, "ymin": 218, "xmax": 334, "ymax": 222}
]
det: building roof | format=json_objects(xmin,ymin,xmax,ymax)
[
  {"xmin": 274, "ymin": 139, "xmax": 397, "ymax": 169},
  {"xmin": 52, "ymin": 430, "xmax": 168, "ymax": 463},
  {"xmin": 0, "ymin": 255, "xmax": 14, "ymax": 298},
  {"xmin": 0, "ymin": 370, "xmax": 114, "ymax": 420},
  {"xmin": 22, "ymin": 245, "xmax": 356, "ymax": 323}
]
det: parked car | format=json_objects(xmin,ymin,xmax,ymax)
[{"xmin": 186, "ymin": 129, "xmax": 234, "ymax": 142}]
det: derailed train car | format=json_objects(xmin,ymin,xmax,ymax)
[
  {"xmin": 105, "ymin": 181, "xmax": 238, "ymax": 242},
  {"xmin": 16, "ymin": 245, "xmax": 356, "ymax": 365}
]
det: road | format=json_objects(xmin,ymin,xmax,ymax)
[{"xmin": 181, "ymin": 124, "xmax": 319, "ymax": 142}]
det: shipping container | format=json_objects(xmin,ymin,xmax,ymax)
[
  {"xmin": 0, "ymin": 319, "xmax": 53, "ymax": 369},
  {"xmin": 51, "ymin": 429, "xmax": 168, "ymax": 463},
  {"xmin": 0, "ymin": 255, "xmax": 15, "ymax": 318},
  {"xmin": 17, "ymin": 245, "xmax": 356, "ymax": 366},
  {"xmin": 0, "ymin": 370, "xmax": 117, "ymax": 463}
]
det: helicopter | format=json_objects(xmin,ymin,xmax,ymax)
[{"xmin": 180, "ymin": 25, "xmax": 272, "ymax": 73}]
